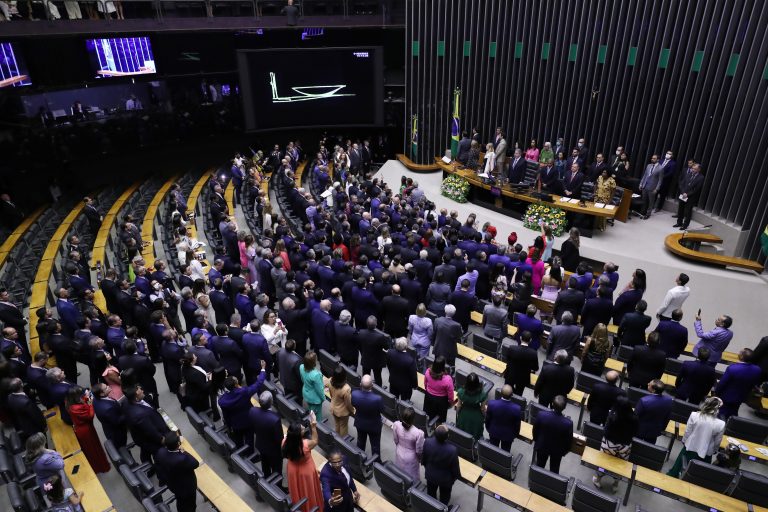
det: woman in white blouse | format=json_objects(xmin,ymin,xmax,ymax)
[
  {"xmin": 479, "ymin": 142, "xmax": 496, "ymax": 178},
  {"xmin": 260, "ymin": 309, "xmax": 287, "ymax": 357},
  {"xmin": 667, "ymin": 397, "xmax": 726, "ymax": 477},
  {"xmin": 185, "ymin": 249, "xmax": 206, "ymax": 282},
  {"xmin": 377, "ymin": 227, "xmax": 393, "ymax": 248}
]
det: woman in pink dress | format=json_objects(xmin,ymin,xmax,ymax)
[
  {"xmin": 392, "ymin": 405, "xmax": 425, "ymax": 483},
  {"xmin": 525, "ymin": 139, "xmax": 540, "ymax": 161},
  {"xmin": 238, "ymin": 231, "xmax": 249, "ymax": 269},
  {"xmin": 526, "ymin": 249, "xmax": 546, "ymax": 295},
  {"xmin": 94, "ymin": 352, "xmax": 123, "ymax": 400}
]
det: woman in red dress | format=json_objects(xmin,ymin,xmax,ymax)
[
  {"xmin": 282, "ymin": 416, "xmax": 323, "ymax": 512},
  {"xmin": 65, "ymin": 386, "xmax": 110, "ymax": 473}
]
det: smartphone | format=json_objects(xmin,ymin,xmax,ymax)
[
  {"xmin": 697, "ymin": 309, "xmax": 701, "ymax": 317},
  {"xmin": 332, "ymin": 489, "xmax": 342, "ymax": 499},
  {"xmin": 71, "ymin": 464, "xmax": 80, "ymax": 475}
]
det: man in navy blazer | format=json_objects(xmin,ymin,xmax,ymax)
[
  {"xmin": 715, "ymin": 348, "xmax": 763, "ymax": 420},
  {"xmin": 155, "ymin": 432, "xmax": 199, "ymax": 512},
  {"xmin": 311, "ymin": 300, "xmax": 336, "ymax": 353},
  {"xmin": 675, "ymin": 348, "xmax": 717, "ymax": 404},
  {"xmin": 123, "ymin": 385, "xmax": 171, "ymax": 464},
  {"xmin": 218, "ymin": 365, "xmax": 266, "ymax": 448},
  {"xmin": 485, "ymin": 384, "xmax": 522, "ymax": 451},
  {"xmin": 655, "ymin": 309, "xmax": 689, "ymax": 359},
  {"xmin": 209, "ymin": 281, "xmax": 234, "ymax": 327},
  {"xmin": 422, "ymin": 425, "xmax": 461, "ymax": 505},
  {"xmin": 539, "ymin": 164, "xmax": 560, "ymax": 190},
  {"xmin": 635, "ymin": 379, "xmax": 673, "ymax": 443},
  {"xmin": 209, "ymin": 323, "xmax": 244, "ymax": 380},
  {"xmin": 586, "ymin": 370, "xmax": 626, "ymax": 425},
  {"xmin": 47, "ymin": 368, "xmax": 74, "ymax": 425},
  {"xmin": 507, "ymin": 148, "xmax": 527, "ymax": 184},
  {"xmin": 351, "ymin": 375, "xmax": 383, "ymax": 456},
  {"xmin": 386, "ymin": 337, "xmax": 418, "ymax": 401},
  {"xmin": 234, "ymin": 286, "xmax": 255, "ymax": 327},
  {"xmin": 320, "ymin": 450, "xmax": 360, "ymax": 512},
  {"xmin": 249, "ymin": 390, "xmax": 284, "ymax": 482},
  {"xmin": 55, "ymin": 289, "xmax": 81, "ymax": 337},
  {"xmin": 532, "ymin": 395, "xmax": 573, "ymax": 474},
  {"xmin": 580, "ymin": 286, "xmax": 614, "ymax": 338},
  {"xmin": 242, "ymin": 321, "xmax": 271, "ymax": 384},
  {"xmin": 674, "ymin": 163, "xmax": 704, "ymax": 230},
  {"xmin": 627, "ymin": 332, "xmax": 666, "ymax": 389},
  {"xmin": 93, "ymin": 383, "xmax": 128, "ymax": 447},
  {"xmin": 563, "ymin": 163, "xmax": 585, "ymax": 198},
  {"xmin": 5, "ymin": 379, "xmax": 47, "ymax": 441}
]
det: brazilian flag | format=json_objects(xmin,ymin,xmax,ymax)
[
  {"xmin": 762, "ymin": 224, "xmax": 768, "ymax": 257},
  {"xmin": 411, "ymin": 114, "xmax": 418, "ymax": 160},
  {"xmin": 450, "ymin": 88, "xmax": 461, "ymax": 157}
]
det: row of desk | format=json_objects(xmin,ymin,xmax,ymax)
[
  {"xmin": 141, "ymin": 175, "xmax": 180, "ymax": 270},
  {"xmin": 0, "ymin": 205, "xmax": 46, "ymax": 270}
]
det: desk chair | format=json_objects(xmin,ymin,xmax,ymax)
[
  {"xmin": 626, "ymin": 387, "xmax": 651, "ymax": 407},
  {"xmin": 527, "ymin": 401, "xmax": 550, "ymax": 424},
  {"xmin": 374, "ymin": 461, "xmax": 420, "ymax": 509},
  {"xmin": 576, "ymin": 372, "xmax": 607, "ymax": 428},
  {"xmin": 582, "ymin": 422, "xmax": 605, "ymax": 450},
  {"xmin": 477, "ymin": 439, "xmax": 524, "ymax": 480},
  {"xmin": 617, "ymin": 345, "xmax": 634, "ymax": 363},
  {"xmin": 231, "ymin": 445, "xmax": 264, "ymax": 496},
  {"xmin": 275, "ymin": 394, "xmax": 310, "ymax": 424},
  {"xmin": 185, "ymin": 406, "xmax": 215, "ymax": 436},
  {"xmin": 670, "ymin": 398, "xmax": 699, "ymax": 424},
  {"xmin": 729, "ymin": 470, "xmax": 768, "ymax": 507},
  {"xmin": 528, "ymin": 464, "xmax": 574, "ymax": 506},
  {"xmin": 628, "ymin": 438, "xmax": 666, "ymax": 471},
  {"xmin": 202, "ymin": 425, "xmax": 238, "ymax": 471},
  {"xmin": 337, "ymin": 436, "xmax": 377, "ymax": 481},
  {"xmin": 681, "ymin": 459, "xmax": 735, "ymax": 493},
  {"xmin": 318, "ymin": 349, "xmax": 340, "ymax": 377},
  {"xmin": 118, "ymin": 462, "xmax": 155, "ymax": 501},
  {"xmin": 571, "ymin": 480, "xmax": 620, "ymax": 512},
  {"xmin": 455, "ymin": 368, "xmax": 494, "ymax": 397},
  {"xmin": 397, "ymin": 400, "xmax": 439, "ymax": 436},
  {"xmin": 445, "ymin": 423, "xmax": 477, "ymax": 461},
  {"xmin": 409, "ymin": 487, "xmax": 459, "ymax": 512},
  {"xmin": 724, "ymin": 416, "xmax": 768, "ymax": 444},
  {"xmin": 372, "ymin": 383, "xmax": 398, "ymax": 421},
  {"xmin": 493, "ymin": 388, "xmax": 528, "ymax": 410},
  {"xmin": 472, "ymin": 333, "xmax": 501, "ymax": 358},
  {"xmin": 258, "ymin": 473, "xmax": 317, "ymax": 512},
  {"xmin": 340, "ymin": 363, "xmax": 362, "ymax": 388},
  {"xmin": 664, "ymin": 357, "xmax": 683, "ymax": 376}
]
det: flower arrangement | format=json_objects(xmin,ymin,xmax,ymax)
[
  {"xmin": 523, "ymin": 203, "xmax": 567, "ymax": 236},
  {"xmin": 441, "ymin": 174, "xmax": 470, "ymax": 203}
]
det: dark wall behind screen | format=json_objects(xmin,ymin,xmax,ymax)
[{"xmin": 406, "ymin": 0, "xmax": 768, "ymax": 260}]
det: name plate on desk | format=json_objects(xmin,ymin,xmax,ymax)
[
  {"xmin": 441, "ymin": 156, "xmax": 452, "ymax": 164},
  {"xmin": 493, "ymin": 494, "xmax": 502, "ymax": 500},
  {"xmin": 652, "ymin": 487, "xmax": 661, "ymax": 493}
]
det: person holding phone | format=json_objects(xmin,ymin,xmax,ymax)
[{"xmin": 320, "ymin": 449, "xmax": 360, "ymax": 512}]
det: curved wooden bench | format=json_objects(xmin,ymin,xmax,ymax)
[
  {"xmin": 141, "ymin": 174, "xmax": 179, "ymax": 269},
  {"xmin": 225, "ymin": 180, "xmax": 235, "ymax": 214},
  {"xmin": 187, "ymin": 171, "xmax": 211, "ymax": 241},
  {"xmin": 0, "ymin": 205, "xmax": 46, "ymax": 269},
  {"xmin": 664, "ymin": 232, "xmax": 764, "ymax": 273},
  {"xmin": 395, "ymin": 153, "xmax": 441, "ymax": 172}
]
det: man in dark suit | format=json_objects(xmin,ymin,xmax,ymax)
[
  {"xmin": 26, "ymin": 352, "xmax": 54, "ymax": 408},
  {"xmin": 546, "ymin": 312, "xmax": 581, "ymax": 361},
  {"xmin": 155, "ymin": 432, "xmax": 199, "ymax": 512},
  {"xmin": 321, "ymin": 449, "xmax": 360, "ymax": 512},
  {"xmin": 83, "ymin": 196, "xmax": 103, "ymax": 235},
  {"xmin": 209, "ymin": 279, "xmax": 234, "ymax": 326},
  {"xmin": 456, "ymin": 132, "xmax": 472, "ymax": 164},
  {"xmin": 655, "ymin": 309, "xmax": 689, "ymax": 359},
  {"xmin": 386, "ymin": 337, "xmax": 418, "ymax": 400},
  {"xmin": 433, "ymin": 305, "xmax": 461, "ymax": 366},
  {"xmin": 379, "ymin": 285, "xmax": 410, "ymax": 338},
  {"xmin": 654, "ymin": 150, "xmax": 678, "ymax": 212},
  {"xmin": 277, "ymin": 339, "xmax": 303, "ymax": 396},
  {"xmin": 249, "ymin": 391, "xmax": 284, "ymax": 482},
  {"xmin": 675, "ymin": 348, "xmax": 717, "ymax": 404},
  {"xmin": 99, "ymin": 268, "xmax": 120, "ymax": 316},
  {"xmin": 586, "ymin": 370, "xmax": 626, "ymax": 425},
  {"xmin": 412, "ymin": 252, "xmax": 433, "ymax": 293},
  {"xmin": 0, "ymin": 288, "xmax": 28, "ymax": 354},
  {"xmin": 627, "ymin": 332, "xmax": 666, "ymax": 389},
  {"xmin": 334, "ymin": 310, "xmax": 359, "ymax": 368},
  {"xmin": 46, "ymin": 322, "xmax": 79, "ymax": 384},
  {"xmin": 448, "ymin": 280, "xmax": 476, "ymax": 334},
  {"xmin": 210, "ymin": 324, "xmax": 244, "ymax": 380},
  {"xmin": 219, "ymin": 366, "xmax": 266, "ymax": 448},
  {"xmin": 351, "ymin": 375, "xmax": 383, "ymax": 456},
  {"xmin": 6, "ymin": 379, "xmax": 46, "ymax": 441},
  {"xmin": 189, "ymin": 332, "xmax": 219, "ymax": 373},
  {"xmin": 673, "ymin": 163, "xmax": 704, "ymax": 230},
  {"xmin": 587, "ymin": 153, "xmax": 608, "ymax": 182},
  {"xmin": 160, "ymin": 330, "xmax": 186, "ymax": 396},
  {"xmin": 359, "ymin": 316, "xmax": 389, "ymax": 386},
  {"xmin": 119, "ymin": 339, "xmax": 159, "ymax": 407},
  {"xmin": 92, "ymin": 383, "xmax": 128, "ymax": 447},
  {"xmin": 715, "ymin": 348, "xmax": 763, "ymax": 420},
  {"xmin": 618, "ymin": 300, "xmax": 652, "ymax": 347},
  {"xmin": 422, "ymin": 425, "xmax": 461, "ymax": 506},
  {"xmin": 241, "ymin": 320, "xmax": 271, "ymax": 384},
  {"xmin": 563, "ymin": 162, "xmax": 585, "ymax": 198},
  {"xmin": 279, "ymin": 297, "xmax": 310, "ymax": 356},
  {"xmin": 123, "ymin": 385, "xmax": 171, "ymax": 464},
  {"xmin": 55, "ymin": 288, "xmax": 81, "ymax": 338},
  {"xmin": 311, "ymin": 300, "xmax": 336, "ymax": 353},
  {"xmin": 553, "ymin": 278, "xmax": 585, "ymax": 323},
  {"xmin": 580, "ymin": 287, "xmax": 614, "ymax": 338},
  {"xmin": 503, "ymin": 331, "xmax": 539, "ymax": 396},
  {"xmin": 534, "ymin": 350, "xmax": 575, "ymax": 407},
  {"xmin": 351, "ymin": 278, "xmax": 379, "ymax": 329},
  {"xmin": 485, "ymin": 384, "xmax": 522, "ymax": 451},
  {"xmin": 532, "ymin": 395, "xmax": 573, "ymax": 474},
  {"xmin": 635, "ymin": 379, "xmax": 673, "ymax": 443}
]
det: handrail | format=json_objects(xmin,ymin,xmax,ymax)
[{"xmin": 395, "ymin": 153, "xmax": 441, "ymax": 172}]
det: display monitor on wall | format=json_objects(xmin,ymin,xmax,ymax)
[
  {"xmin": 86, "ymin": 36, "xmax": 156, "ymax": 79},
  {"xmin": 0, "ymin": 42, "xmax": 32, "ymax": 88},
  {"xmin": 238, "ymin": 47, "xmax": 383, "ymax": 130}
]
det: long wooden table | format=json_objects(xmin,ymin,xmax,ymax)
[
  {"xmin": 64, "ymin": 452, "xmax": 115, "ymax": 512},
  {"xmin": 437, "ymin": 159, "xmax": 629, "ymax": 221}
]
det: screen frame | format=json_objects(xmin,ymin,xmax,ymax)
[
  {"xmin": 237, "ymin": 46, "xmax": 383, "ymax": 132},
  {"xmin": 0, "ymin": 40, "xmax": 33, "ymax": 89},
  {"xmin": 84, "ymin": 35, "xmax": 158, "ymax": 80}
]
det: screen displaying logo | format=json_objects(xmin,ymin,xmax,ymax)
[{"xmin": 269, "ymin": 72, "xmax": 355, "ymax": 103}]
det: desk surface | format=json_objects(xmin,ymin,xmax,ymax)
[
  {"xmin": 181, "ymin": 438, "xmax": 254, "ymax": 512},
  {"xmin": 64, "ymin": 452, "xmax": 114, "ymax": 512},
  {"xmin": 437, "ymin": 160, "xmax": 618, "ymax": 218},
  {"xmin": 46, "ymin": 409, "xmax": 81, "ymax": 458},
  {"xmin": 525, "ymin": 492, "xmax": 571, "ymax": 512},
  {"xmin": 685, "ymin": 343, "xmax": 740, "ymax": 364},
  {"xmin": 666, "ymin": 422, "xmax": 768, "ymax": 464},
  {"xmin": 457, "ymin": 344, "xmax": 506, "ymax": 375},
  {"xmin": 458, "ymin": 457, "xmax": 484, "ymax": 486},
  {"xmin": 477, "ymin": 471, "xmax": 533, "ymax": 506},
  {"xmin": 580, "ymin": 446, "xmax": 634, "ymax": 479}
]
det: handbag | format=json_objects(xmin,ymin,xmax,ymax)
[{"xmin": 490, "ymin": 186, "xmax": 501, "ymax": 197}]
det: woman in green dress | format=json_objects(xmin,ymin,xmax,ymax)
[
  {"xmin": 539, "ymin": 141, "xmax": 555, "ymax": 167},
  {"xmin": 456, "ymin": 372, "xmax": 488, "ymax": 439}
]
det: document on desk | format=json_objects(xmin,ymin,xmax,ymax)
[
  {"xmin": 594, "ymin": 202, "xmax": 606, "ymax": 208},
  {"xmin": 560, "ymin": 197, "xmax": 571, "ymax": 202},
  {"xmin": 604, "ymin": 205, "xmax": 616, "ymax": 210},
  {"xmin": 569, "ymin": 198, "xmax": 580, "ymax": 203}
]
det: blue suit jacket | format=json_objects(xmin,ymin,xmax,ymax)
[
  {"xmin": 234, "ymin": 294, "xmax": 255, "ymax": 326},
  {"xmin": 533, "ymin": 411, "xmax": 573, "ymax": 457},
  {"xmin": 106, "ymin": 327, "xmax": 127, "ymax": 356},
  {"xmin": 635, "ymin": 394, "xmax": 673, "ymax": 441},
  {"xmin": 248, "ymin": 406, "xmax": 283, "ymax": 457},
  {"xmin": 715, "ymin": 363, "xmax": 762, "ymax": 405},
  {"xmin": 485, "ymin": 399, "xmax": 522, "ymax": 443},
  {"xmin": 317, "ymin": 265, "xmax": 336, "ymax": 298},
  {"xmin": 320, "ymin": 462, "xmax": 358, "ymax": 512},
  {"xmin": 514, "ymin": 314, "xmax": 544, "ymax": 350},
  {"xmin": 675, "ymin": 360, "xmax": 717, "ymax": 404},
  {"xmin": 56, "ymin": 299, "xmax": 81, "ymax": 336},
  {"xmin": 422, "ymin": 438, "xmax": 461, "ymax": 486},
  {"xmin": 242, "ymin": 332, "xmax": 271, "ymax": 372},
  {"xmin": 580, "ymin": 297, "xmax": 614, "ymax": 338},
  {"xmin": 155, "ymin": 448, "xmax": 199, "ymax": 497},
  {"xmin": 210, "ymin": 335, "xmax": 244, "ymax": 376},
  {"xmin": 123, "ymin": 401, "xmax": 170, "ymax": 453},
  {"xmin": 311, "ymin": 309, "xmax": 336, "ymax": 353},
  {"xmin": 93, "ymin": 397, "xmax": 128, "ymax": 447},
  {"xmin": 656, "ymin": 320, "xmax": 689, "ymax": 359},
  {"xmin": 351, "ymin": 390, "xmax": 383, "ymax": 434},
  {"xmin": 350, "ymin": 286, "xmax": 379, "ymax": 328},
  {"xmin": 218, "ymin": 372, "xmax": 266, "ymax": 431}
]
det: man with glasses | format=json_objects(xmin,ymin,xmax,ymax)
[{"xmin": 320, "ymin": 449, "xmax": 360, "ymax": 512}]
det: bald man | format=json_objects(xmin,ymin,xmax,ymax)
[
  {"xmin": 485, "ymin": 384, "xmax": 522, "ymax": 451},
  {"xmin": 310, "ymin": 299, "xmax": 336, "ymax": 353},
  {"xmin": 351, "ymin": 375, "xmax": 383, "ymax": 456},
  {"xmin": 586, "ymin": 370, "xmax": 626, "ymax": 425},
  {"xmin": 379, "ymin": 285, "xmax": 410, "ymax": 338}
]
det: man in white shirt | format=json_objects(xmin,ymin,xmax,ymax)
[{"xmin": 656, "ymin": 273, "xmax": 690, "ymax": 321}]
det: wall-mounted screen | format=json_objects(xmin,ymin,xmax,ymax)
[
  {"xmin": 0, "ymin": 42, "xmax": 32, "ymax": 88},
  {"xmin": 238, "ymin": 47, "xmax": 383, "ymax": 130},
  {"xmin": 86, "ymin": 36, "xmax": 156, "ymax": 79}
]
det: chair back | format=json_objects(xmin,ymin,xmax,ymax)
[
  {"xmin": 528, "ymin": 464, "xmax": 571, "ymax": 505},
  {"xmin": 276, "ymin": 394, "xmax": 308, "ymax": 423},
  {"xmin": 626, "ymin": 386, "xmax": 651, "ymax": 406},
  {"xmin": 373, "ymin": 461, "xmax": 413, "ymax": 509},
  {"xmin": 231, "ymin": 448, "xmax": 263, "ymax": 490},
  {"xmin": 664, "ymin": 357, "xmax": 683, "ymax": 376},
  {"xmin": 681, "ymin": 459, "xmax": 736, "ymax": 493},
  {"xmin": 318, "ymin": 349, "xmax": 340, "ymax": 377},
  {"xmin": 576, "ymin": 372, "xmax": 605, "ymax": 395},
  {"xmin": 527, "ymin": 401, "xmax": 550, "ymax": 423},
  {"xmin": 316, "ymin": 419, "xmax": 339, "ymax": 454},
  {"xmin": 492, "ymin": 388, "xmax": 527, "ymax": 410},
  {"xmin": 571, "ymin": 481, "xmax": 620, "ymax": 512},
  {"xmin": 337, "ymin": 437, "xmax": 374, "ymax": 481},
  {"xmin": 617, "ymin": 345, "xmax": 634, "ymax": 362},
  {"xmin": 628, "ymin": 438, "xmax": 667, "ymax": 471},
  {"xmin": 582, "ymin": 421, "xmax": 605, "ymax": 450},
  {"xmin": 725, "ymin": 416, "xmax": 768, "ymax": 444},
  {"xmin": 472, "ymin": 333, "xmax": 500, "ymax": 358},
  {"xmin": 340, "ymin": 363, "xmax": 362, "ymax": 388},
  {"xmin": 185, "ymin": 406, "xmax": 214, "ymax": 435},
  {"xmin": 409, "ymin": 487, "xmax": 455, "ymax": 512},
  {"xmin": 477, "ymin": 439, "xmax": 523, "ymax": 480},
  {"xmin": 372, "ymin": 383, "xmax": 398, "ymax": 421},
  {"xmin": 729, "ymin": 470, "xmax": 768, "ymax": 507},
  {"xmin": 257, "ymin": 477, "xmax": 292, "ymax": 511},
  {"xmin": 671, "ymin": 398, "xmax": 699, "ymax": 424},
  {"xmin": 445, "ymin": 423, "xmax": 477, "ymax": 461}
]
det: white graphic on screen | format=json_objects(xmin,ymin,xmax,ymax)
[{"xmin": 269, "ymin": 72, "xmax": 355, "ymax": 103}]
